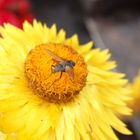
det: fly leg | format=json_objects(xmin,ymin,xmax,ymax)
[
  {"xmin": 52, "ymin": 71, "xmax": 63, "ymax": 83},
  {"xmin": 46, "ymin": 65, "xmax": 55, "ymax": 80},
  {"xmin": 59, "ymin": 71, "xmax": 63, "ymax": 79},
  {"xmin": 48, "ymin": 72, "xmax": 63, "ymax": 89}
]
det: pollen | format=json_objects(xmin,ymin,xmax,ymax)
[{"xmin": 24, "ymin": 44, "xmax": 87, "ymax": 103}]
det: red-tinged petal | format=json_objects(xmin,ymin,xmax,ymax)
[
  {"xmin": 0, "ymin": 10, "xmax": 21, "ymax": 27},
  {"xmin": 18, "ymin": 0, "xmax": 30, "ymax": 14},
  {"xmin": 0, "ymin": 0, "xmax": 8, "ymax": 8},
  {"xmin": 20, "ymin": 13, "xmax": 34, "ymax": 23},
  {"xmin": 0, "ymin": 0, "xmax": 17, "ymax": 9},
  {"xmin": 5, "ymin": 0, "xmax": 31, "ymax": 15}
]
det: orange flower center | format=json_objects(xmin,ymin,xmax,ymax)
[{"xmin": 24, "ymin": 43, "xmax": 87, "ymax": 103}]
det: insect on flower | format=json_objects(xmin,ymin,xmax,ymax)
[
  {"xmin": 45, "ymin": 48, "xmax": 75, "ymax": 81},
  {"xmin": 0, "ymin": 21, "xmax": 132, "ymax": 139}
]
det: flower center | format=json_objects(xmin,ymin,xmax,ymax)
[{"xmin": 24, "ymin": 43, "xmax": 87, "ymax": 103}]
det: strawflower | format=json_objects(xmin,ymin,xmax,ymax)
[
  {"xmin": 127, "ymin": 70, "xmax": 140, "ymax": 115},
  {"xmin": 0, "ymin": 20, "xmax": 132, "ymax": 140}
]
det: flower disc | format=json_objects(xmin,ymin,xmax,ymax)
[{"xmin": 25, "ymin": 43, "xmax": 87, "ymax": 103}]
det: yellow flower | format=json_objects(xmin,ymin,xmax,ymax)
[
  {"xmin": 0, "ymin": 20, "xmax": 132, "ymax": 140},
  {"xmin": 128, "ymin": 70, "xmax": 140, "ymax": 115}
]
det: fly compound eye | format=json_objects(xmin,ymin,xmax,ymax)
[
  {"xmin": 69, "ymin": 61, "xmax": 75, "ymax": 67},
  {"xmin": 72, "ymin": 61, "xmax": 75, "ymax": 66}
]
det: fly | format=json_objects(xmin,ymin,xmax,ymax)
[{"xmin": 45, "ymin": 48, "xmax": 75, "ymax": 80}]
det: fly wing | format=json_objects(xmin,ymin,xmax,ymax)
[
  {"xmin": 45, "ymin": 48, "xmax": 65, "ymax": 62},
  {"xmin": 65, "ymin": 66, "xmax": 74, "ymax": 80}
]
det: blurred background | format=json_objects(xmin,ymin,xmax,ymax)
[{"xmin": 1, "ymin": 0, "xmax": 140, "ymax": 139}]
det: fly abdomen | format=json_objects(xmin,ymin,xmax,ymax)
[{"xmin": 52, "ymin": 64, "xmax": 65, "ymax": 73}]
